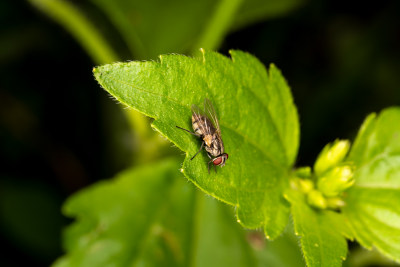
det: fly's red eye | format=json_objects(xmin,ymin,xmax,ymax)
[
  {"xmin": 213, "ymin": 157, "xmax": 223, "ymax": 165},
  {"xmin": 225, "ymin": 153, "xmax": 228, "ymax": 159}
]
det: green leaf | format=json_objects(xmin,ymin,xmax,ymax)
[
  {"xmin": 285, "ymin": 189, "xmax": 352, "ymax": 267},
  {"xmin": 343, "ymin": 107, "xmax": 400, "ymax": 263},
  {"xmin": 255, "ymin": 224, "xmax": 305, "ymax": 267},
  {"xmin": 190, "ymin": 194, "xmax": 257, "ymax": 267},
  {"xmin": 53, "ymin": 159, "xmax": 255, "ymax": 266},
  {"xmin": 347, "ymin": 107, "xmax": 400, "ymax": 188},
  {"xmin": 53, "ymin": 158, "xmax": 305, "ymax": 266},
  {"xmin": 93, "ymin": 50, "xmax": 300, "ymax": 239}
]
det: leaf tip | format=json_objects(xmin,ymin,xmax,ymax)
[
  {"xmin": 92, "ymin": 66, "xmax": 103, "ymax": 80},
  {"xmin": 199, "ymin": 48, "xmax": 206, "ymax": 63}
]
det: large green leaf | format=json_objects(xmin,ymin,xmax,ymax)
[
  {"xmin": 285, "ymin": 189, "xmax": 353, "ymax": 267},
  {"xmin": 53, "ymin": 159, "xmax": 243, "ymax": 266},
  {"xmin": 53, "ymin": 159, "xmax": 305, "ymax": 266},
  {"xmin": 343, "ymin": 107, "xmax": 400, "ymax": 263},
  {"xmin": 93, "ymin": 50, "xmax": 300, "ymax": 238}
]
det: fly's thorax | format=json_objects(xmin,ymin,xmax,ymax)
[
  {"xmin": 203, "ymin": 134, "xmax": 213, "ymax": 147},
  {"xmin": 205, "ymin": 145, "xmax": 220, "ymax": 157}
]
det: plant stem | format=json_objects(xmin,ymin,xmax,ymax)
[
  {"xmin": 28, "ymin": 0, "xmax": 118, "ymax": 64},
  {"xmin": 191, "ymin": 0, "xmax": 243, "ymax": 53},
  {"xmin": 29, "ymin": 0, "xmax": 160, "ymax": 162}
]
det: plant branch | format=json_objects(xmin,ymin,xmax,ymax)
[
  {"xmin": 28, "ymin": 0, "xmax": 118, "ymax": 64},
  {"xmin": 191, "ymin": 0, "xmax": 243, "ymax": 53}
]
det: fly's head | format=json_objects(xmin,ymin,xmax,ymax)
[{"xmin": 212, "ymin": 153, "xmax": 229, "ymax": 167}]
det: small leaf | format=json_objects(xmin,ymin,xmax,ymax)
[
  {"xmin": 348, "ymin": 107, "xmax": 400, "ymax": 188},
  {"xmin": 285, "ymin": 189, "xmax": 352, "ymax": 267},
  {"xmin": 93, "ymin": 50, "xmax": 300, "ymax": 238},
  {"xmin": 53, "ymin": 159, "xmax": 263, "ymax": 266},
  {"xmin": 343, "ymin": 188, "xmax": 400, "ymax": 262},
  {"xmin": 343, "ymin": 107, "xmax": 400, "ymax": 263}
]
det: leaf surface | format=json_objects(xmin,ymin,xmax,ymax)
[
  {"xmin": 53, "ymin": 159, "xmax": 255, "ymax": 266},
  {"xmin": 343, "ymin": 107, "xmax": 400, "ymax": 263},
  {"xmin": 93, "ymin": 50, "xmax": 300, "ymax": 238},
  {"xmin": 53, "ymin": 159, "xmax": 305, "ymax": 267},
  {"xmin": 285, "ymin": 189, "xmax": 352, "ymax": 267}
]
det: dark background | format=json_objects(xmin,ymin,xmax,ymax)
[{"xmin": 1, "ymin": 0, "xmax": 399, "ymax": 266}]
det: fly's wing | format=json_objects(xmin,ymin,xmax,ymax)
[
  {"xmin": 204, "ymin": 98, "xmax": 221, "ymax": 135},
  {"xmin": 191, "ymin": 103, "xmax": 212, "ymax": 135},
  {"xmin": 204, "ymin": 98, "xmax": 225, "ymax": 153}
]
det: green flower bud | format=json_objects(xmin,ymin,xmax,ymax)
[
  {"xmin": 326, "ymin": 197, "xmax": 346, "ymax": 209},
  {"xmin": 290, "ymin": 177, "xmax": 314, "ymax": 193},
  {"xmin": 292, "ymin": 167, "xmax": 314, "ymax": 193},
  {"xmin": 307, "ymin": 189, "xmax": 327, "ymax": 209},
  {"xmin": 294, "ymin": 166, "xmax": 312, "ymax": 179},
  {"xmin": 299, "ymin": 179, "xmax": 314, "ymax": 193},
  {"xmin": 317, "ymin": 165, "xmax": 355, "ymax": 197},
  {"xmin": 314, "ymin": 140, "xmax": 350, "ymax": 176}
]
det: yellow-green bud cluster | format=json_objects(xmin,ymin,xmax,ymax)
[
  {"xmin": 317, "ymin": 165, "xmax": 355, "ymax": 197},
  {"xmin": 293, "ymin": 140, "xmax": 355, "ymax": 210},
  {"xmin": 314, "ymin": 140, "xmax": 350, "ymax": 176},
  {"xmin": 314, "ymin": 139, "xmax": 354, "ymax": 196}
]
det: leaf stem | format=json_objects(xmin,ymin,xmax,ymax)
[
  {"xmin": 191, "ymin": 0, "xmax": 243, "ymax": 53},
  {"xmin": 28, "ymin": 0, "xmax": 118, "ymax": 64}
]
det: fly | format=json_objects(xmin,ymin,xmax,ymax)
[{"xmin": 176, "ymin": 98, "xmax": 228, "ymax": 173}]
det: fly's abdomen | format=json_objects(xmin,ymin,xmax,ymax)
[{"xmin": 192, "ymin": 116, "xmax": 203, "ymax": 136}]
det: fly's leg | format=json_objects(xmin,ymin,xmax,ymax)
[
  {"xmin": 190, "ymin": 141, "xmax": 204, "ymax": 160},
  {"xmin": 207, "ymin": 160, "xmax": 217, "ymax": 174},
  {"xmin": 206, "ymin": 153, "xmax": 215, "ymax": 174},
  {"xmin": 176, "ymin": 125, "xmax": 204, "ymax": 160},
  {"xmin": 176, "ymin": 126, "xmax": 200, "ymax": 137}
]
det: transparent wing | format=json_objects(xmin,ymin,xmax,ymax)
[
  {"xmin": 204, "ymin": 98, "xmax": 221, "ymax": 134},
  {"xmin": 191, "ymin": 104, "xmax": 212, "ymax": 135}
]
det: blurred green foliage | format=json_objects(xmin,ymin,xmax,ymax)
[
  {"xmin": 53, "ymin": 159, "xmax": 304, "ymax": 266},
  {"xmin": 0, "ymin": 0, "xmax": 399, "ymax": 266}
]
